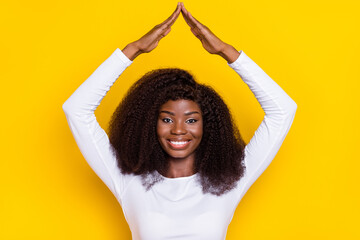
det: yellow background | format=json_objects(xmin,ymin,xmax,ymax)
[{"xmin": 1, "ymin": 0, "xmax": 359, "ymax": 239}]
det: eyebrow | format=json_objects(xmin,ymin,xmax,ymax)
[{"xmin": 160, "ymin": 110, "xmax": 200, "ymax": 116}]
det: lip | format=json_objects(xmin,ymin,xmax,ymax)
[{"xmin": 167, "ymin": 139, "xmax": 191, "ymax": 149}]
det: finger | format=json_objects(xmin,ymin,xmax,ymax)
[
  {"xmin": 180, "ymin": 4, "xmax": 195, "ymax": 28},
  {"xmin": 181, "ymin": 3, "xmax": 198, "ymax": 27},
  {"xmin": 181, "ymin": 2, "xmax": 189, "ymax": 15},
  {"xmin": 187, "ymin": 11, "xmax": 203, "ymax": 30},
  {"xmin": 161, "ymin": 3, "xmax": 181, "ymax": 29},
  {"xmin": 159, "ymin": 5, "xmax": 179, "ymax": 30},
  {"xmin": 181, "ymin": 11, "xmax": 193, "ymax": 28},
  {"xmin": 182, "ymin": 5, "xmax": 203, "ymax": 31},
  {"xmin": 190, "ymin": 27, "xmax": 201, "ymax": 40},
  {"xmin": 168, "ymin": 3, "xmax": 182, "ymax": 26},
  {"xmin": 162, "ymin": 27, "xmax": 172, "ymax": 37}
]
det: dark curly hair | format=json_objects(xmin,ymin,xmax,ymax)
[{"xmin": 108, "ymin": 68, "xmax": 246, "ymax": 196}]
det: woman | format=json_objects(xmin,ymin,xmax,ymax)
[{"xmin": 62, "ymin": 2, "xmax": 297, "ymax": 240}]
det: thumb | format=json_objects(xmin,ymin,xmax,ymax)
[
  {"xmin": 162, "ymin": 27, "xmax": 172, "ymax": 37},
  {"xmin": 190, "ymin": 28, "xmax": 201, "ymax": 40}
]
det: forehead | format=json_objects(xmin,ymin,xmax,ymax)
[{"xmin": 159, "ymin": 99, "xmax": 201, "ymax": 111}]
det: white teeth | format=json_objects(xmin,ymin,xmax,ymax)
[{"xmin": 170, "ymin": 141, "xmax": 188, "ymax": 145}]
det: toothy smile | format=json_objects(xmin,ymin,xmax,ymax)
[
  {"xmin": 170, "ymin": 141, "xmax": 189, "ymax": 145},
  {"xmin": 167, "ymin": 140, "xmax": 191, "ymax": 149}
]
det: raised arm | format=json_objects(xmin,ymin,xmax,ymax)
[
  {"xmin": 228, "ymin": 52, "xmax": 297, "ymax": 197},
  {"xmin": 180, "ymin": 3, "xmax": 297, "ymax": 197},
  {"xmin": 62, "ymin": 49, "xmax": 132, "ymax": 202},
  {"xmin": 62, "ymin": 3, "xmax": 182, "ymax": 203}
]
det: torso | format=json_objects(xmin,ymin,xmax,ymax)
[{"xmin": 120, "ymin": 172, "xmax": 242, "ymax": 240}]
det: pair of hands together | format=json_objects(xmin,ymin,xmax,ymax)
[{"xmin": 122, "ymin": 2, "xmax": 240, "ymax": 64}]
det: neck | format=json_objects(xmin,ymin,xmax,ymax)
[{"xmin": 164, "ymin": 156, "xmax": 195, "ymax": 178}]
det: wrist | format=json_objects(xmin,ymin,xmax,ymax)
[
  {"xmin": 122, "ymin": 42, "xmax": 142, "ymax": 61},
  {"xmin": 219, "ymin": 44, "xmax": 240, "ymax": 64}
]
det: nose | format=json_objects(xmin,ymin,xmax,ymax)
[{"xmin": 171, "ymin": 120, "xmax": 187, "ymax": 135}]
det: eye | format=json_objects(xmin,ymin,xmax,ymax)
[
  {"xmin": 162, "ymin": 118, "xmax": 173, "ymax": 123},
  {"xmin": 186, "ymin": 119, "xmax": 197, "ymax": 124}
]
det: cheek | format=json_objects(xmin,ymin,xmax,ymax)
[
  {"xmin": 156, "ymin": 123, "xmax": 166, "ymax": 149},
  {"xmin": 197, "ymin": 122, "xmax": 204, "ymax": 135},
  {"xmin": 190, "ymin": 123, "xmax": 203, "ymax": 138},
  {"xmin": 156, "ymin": 121, "xmax": 168, "ymax": 138}
]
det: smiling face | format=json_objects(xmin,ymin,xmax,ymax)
[{"xmin": 157, "ymin": 99, "xmax": 203, "ymax": 162}]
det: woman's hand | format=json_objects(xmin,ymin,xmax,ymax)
[
  {"xmin": 180, "ymin": 3, "xmax": 240, "ymax": 63},
  {"xmin": 122, "ymin": 3, "xmax": 182, "ymax": 61}
]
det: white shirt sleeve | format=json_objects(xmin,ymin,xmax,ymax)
[
  {"xmin": 62, "ymin": 48, "xmax": 133, "ymax": 201},
  {"xmin": 228, "ymin": 50, "xmax": 297, "ymax": 197}
]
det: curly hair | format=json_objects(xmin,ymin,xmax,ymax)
[{"xmin": 108, "ymin": 68, "xmax": 246, "ymax": 196}]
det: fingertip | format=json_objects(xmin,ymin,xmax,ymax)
[
  {"xmin": 164, "ymin": 27, "xmax": 171, "ymax": 36},
  {"xmin": 180, "ymin": 3, "xmax": 185, "ymax": 10}
]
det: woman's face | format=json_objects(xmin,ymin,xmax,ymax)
[{"xmin": 157, "ymin": 99, "xmax": 203, "ymax": 161}]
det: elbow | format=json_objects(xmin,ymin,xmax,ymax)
[
  {"xmin": 284, "ymin": 95, "xmax": 297, "ymax": 116},
  {"xmin": 289, "ymin": 99, "xmax": 297, "ymax": 115},
  {"xmin": 284, "ymin": 99, "xmax": 297, "ymax": 122},
  {"xmin": 62, "ymin": 99, "xmax": 91, "ymax": 118},
  {"xmin": 62, "ymin": 101, "xmax": 69, "ymax": 113},
  {"xmin": 287, "ymin": 99, "xmax": 297, "ymax": 115},
  {"xmin": 62, "ymin": 99, "xmax": 73, "ymax": 114},
  {"xmin": 279, "ymin": 98, "xmax": 297, "ymax": 121}
]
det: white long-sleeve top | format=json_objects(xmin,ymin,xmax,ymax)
[{"xmin": 62, "ymin": 48, "xmax": 297, "ymax": 240}]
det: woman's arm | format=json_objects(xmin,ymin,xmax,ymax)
[
  {"xmin": 180, "ymin": 3, "xmax": 297, "ymax": 197},
  {"xmin": 62, "ymin": 49, "xmax": 132, "ymax": 202},
  {"xmin": 228, "ymin": 51, "xmax": 297, "ymax": 197},
  {"xmin": 62, "ymin": 3, "xmax": 181, "ymax": 202}
]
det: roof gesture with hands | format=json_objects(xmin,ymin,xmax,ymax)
[{"xmin": 122, "ymin": 2, "xmax": 240, "ymax": 63}]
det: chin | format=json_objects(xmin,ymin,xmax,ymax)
[
  {"xmin": 169, "ymin": 154, "xmax": 188, "ymax": 159},
  {"xmin": 166, "ymin": 151, "xmax": 194, "ymax": 160}
]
